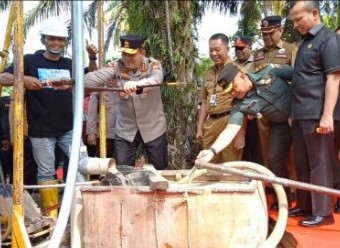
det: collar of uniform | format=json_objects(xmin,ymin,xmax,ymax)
[
  {"xmin": 214, "ymin": 59, "xmax": 232, "ymax": 72},
  {"xmin": 248, "ymin": 64, "xmax": 272, "ymax": 82},
  {"xmin": 264, "ymin": 39, "xmax": 283, "ymax": 51},
  {"xmin": 235, "ymin": 54, "xmax": 254, "ymax": 66},
  {"xmin": 308, "ymin": 23, "xmax": 325, "ymax": 37}
]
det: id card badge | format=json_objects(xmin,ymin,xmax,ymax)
[{"xmin": 209, "ymin": 94, "xmax": 217, "ymax": 106}]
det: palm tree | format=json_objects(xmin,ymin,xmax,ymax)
[{"xmin": 2, "ymin": 0, "xmax": 244, "ymax": 169}]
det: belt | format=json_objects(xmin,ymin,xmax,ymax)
[{"xmin": 209, "ymin": 111, "xmax": 230, "ymax": 119}]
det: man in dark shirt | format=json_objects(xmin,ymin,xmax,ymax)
[
  {"xmin": 196, "ymin": 62, "xmax": 294, "ymax": 164},
  {"xmin": 0, "ymin": 19, "xmax": 98, "ymax": 220},
  {"xmin": 288, "ymin": 1, "xmax": 340, "ymax": 227}
]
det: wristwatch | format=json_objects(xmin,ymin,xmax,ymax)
[{"xmin": 209, "ymin": 147, "xmax": 217, "ymax": 156}]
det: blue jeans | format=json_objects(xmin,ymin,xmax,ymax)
[{"xmin": 29, "ymin": 130, "xmax": 72, "ymax": 182}]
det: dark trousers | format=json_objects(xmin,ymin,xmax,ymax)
[
  {"xmin": 89, "ymin": 138, "xmax": 115, "ymax": 158},
  {"xmin": 333, "ymin": 121, "xmax": 340, "ymax": 189},
  {"xmin": 292, "ymin": 120, "xmax": 334, "ymax": 216},
  {"xmin": 242, "ymin": 119, "xmax": 263, "ymax": 164},
  {"xmin": 115, "ymin": 132, "xmax": 168, "ymax": 170},
  {"xmin": 0, "ymin": 138, "xmax": 38, "ymax": 185},
  {"xmin": 268, "ymin": 121, "xmax": 292, "ymax": 181}
]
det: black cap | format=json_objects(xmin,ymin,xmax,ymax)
[
  {"xmin": 119, "ymin": 35, "xmax": 145, "ymax": 54},
  {"xmin": 234, "ymin": 36, "xmax": 252, "ymax": 48},
  {"xmin": 260, "ymin": 15, "xmax": 282, "ymax": 33},
  {"xmin": 217, "ymin": 62, "xmax": 241, "ymax": 91}
]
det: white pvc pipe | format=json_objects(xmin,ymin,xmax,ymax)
[{"xmin": 48, "ymin": 2, "xmax": 84, "ymax": 247}]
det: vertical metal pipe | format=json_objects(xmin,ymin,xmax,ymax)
[
  {"xmin": 97, "ymin": 0, "xmax": 107, "ymax": 158},
  {"xmin": 48, "ymin": 1, "xmax": 84, "ymax": 247},
  {"xmin": 12, "ymin": 0, "xmax": 24, "ymax": 221},
  {"xmin": 11, "ymin": 1, "xmax": 31, "ymax": 247}
]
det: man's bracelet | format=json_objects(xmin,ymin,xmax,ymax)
[
  {"xmin": 209, "ymin": 147, "xmax": 217, "ymax": 156},
  {"xmin": 89, "ymin": 56, "xmax": 97, "ymax": 61}
]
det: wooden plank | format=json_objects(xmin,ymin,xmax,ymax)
[{"xmin": 143, "ymin": 164, "xmax": 169, "ymax": 190}]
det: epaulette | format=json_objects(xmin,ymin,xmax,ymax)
[
  {"xmin": 152, "ymin": 61, "xmax": 160, "ymax": 70},
  {"xmin": 271, "ymin": 63, "xmax": 283, "ymax": 68},
  {"xmin": 254, "ymin": 63, "xmax": 268, "ymax": 72}
]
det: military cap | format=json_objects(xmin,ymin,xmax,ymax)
[
  {"xmin": 217, "ymin": 62, "xmax": 242, "ymax": 91},
  {"xmin": 260, "ymin": 15, "xmax": 282, "ymax": 33},
  {"xmin": 119, "ymin": 34, "xmax": 145, "ymax": 54},
  {"xmin": 234, "ymin": 36, "xmax": 252, "ymax": 48}
]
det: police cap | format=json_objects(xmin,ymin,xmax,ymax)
[
  {"xmin": 119, "ymin": 35, "xmax": 145, "ymax": 54},
  {"xmin": 234, "ymin": 36, "xmax": 252, "ymax": 48},
  {"xmin": 217, "ymin": 62, "xmax": 241, "ymax": 91},
  {"xmin": 260, "ymin": 15, "xmax": 282, "ymax": 33}
]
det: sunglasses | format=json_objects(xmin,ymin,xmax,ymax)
[{"xmin": 235, "ymin": 47, "xmax": 246, "ymax": 51}]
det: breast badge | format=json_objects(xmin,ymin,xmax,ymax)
[
  {"xmin": 278, "ymin": 48, "xmax": 285, "ymax": 54},
  {"xmin": 254, "ymin": 51, "xmax": 265, "ymax": 61}
]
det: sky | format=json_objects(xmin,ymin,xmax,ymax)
[{"xmin": 0, "ymin": 2, "xmax": 239, "ymax": 59}]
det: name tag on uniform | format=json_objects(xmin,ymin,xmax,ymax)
[
  {"xmin": 247, "ymin": 100, "xmax": 256, "ymax": 109},
  {"xmin": 209, "ymin": 94, "xmax": 217, "ymax": 106},
  {"xmin": 275, "ymin": 54, "xmax": 288, "ymax": 59}
]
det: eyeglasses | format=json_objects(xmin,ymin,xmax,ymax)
[{"xmin": 235, "ymin": 47, "xmax": 246, "ymax": 51}]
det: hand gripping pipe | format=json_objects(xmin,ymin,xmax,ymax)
[{"xmin": 48, "ymin": 2, "xmax": 84, "ymax": 247}]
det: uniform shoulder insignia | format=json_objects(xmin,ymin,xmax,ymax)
[
  {"xmin": 255, "ymin": 63, "xmax": 268, "ymax": 72},
  {"xmin": 271, "ymin": 63, "xmax": 283, "ymax": 68},
  {"xmin": 152, "ymin": 61, "xmax": 160, "ymax": 69}
]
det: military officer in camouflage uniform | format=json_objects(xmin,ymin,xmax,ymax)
[
  {"xmin": 196, "ymin": 62, "xmax": 293, "ymax": 166},
  {"xmin": 84, "ymin": 35, "xmax": 168, "ymax": 169}
]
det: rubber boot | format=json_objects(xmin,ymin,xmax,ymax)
[{"xmin": 39, "ymin": 179, "xmax": 59, "ymax": 220}]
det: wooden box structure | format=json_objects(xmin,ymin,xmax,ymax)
[{"xmin": 80, "ymin": 175, "xmax": 268, "ymax": 248}]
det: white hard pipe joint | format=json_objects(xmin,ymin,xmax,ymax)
[{"xmin": 78, "ymin": 157, "xmax": 118, "ymax": 176}]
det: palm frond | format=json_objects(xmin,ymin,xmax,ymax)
[
  {"xmin": 24, "ymin": 0, "xmax": 71, "ymax": 34},
  {"xmin": 83, "ymin": 1, "xmax": 97, "ymax": 39},
  {"xmin": 199, "ymin": 0, "xmax": 240, "ymax": 15},
  {"xmin": 0, "ymin": 0, "xmax": 10, "ymax": 12}
]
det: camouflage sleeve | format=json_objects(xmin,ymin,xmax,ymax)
[{"xmin": 84, "ymin": 67, "xmax": 116, "ymax": 87}]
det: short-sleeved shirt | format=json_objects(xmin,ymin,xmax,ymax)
[
  {"xmin": 201, "ymin": 66, "xmax": 234, "ymax": 115},
  {"xmin": 234, "ymin": 55, "xmax": 255, "ymax": 72},
  {"xmin": 5, "ymin": 53, "xmax": 73, "ymax": 137},
  {"xmin": 291, "ymin": 24, "xmax": 340, "ymax": 120},
  {"xmin": 228, "ymin": 64, "xmax": 294, "ymax": 125},
  {"xmin": 253, "ymin": 40, "xmax": 297, "ymax": 68}
]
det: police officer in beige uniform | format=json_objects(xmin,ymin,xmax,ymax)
[
  {"xmin": 234, "ymin": 36, "xmax": 254, "ymax": 72},
  {"xmin": 86, "ymin": 92, "xmax": 119, "ymax": 158},
  {"xmin": 253, "ymin": 16, "xmax": 298, "ymax": 210},
  {"xmin": 196, "ymin": 33, "xmax": 245, "ymax": 164},
  {"xmin": 234, "ymin": 37, "xmax": 263, "ymax": 165},
  {"xmin": 84, "ymin": 35, "xmax": 168, "ymax": 169}
]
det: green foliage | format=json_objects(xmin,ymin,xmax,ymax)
[
  {"xmin": 237, "ymin": 1, "xmax": 261, "ymax": 38},
  {"xmin": 0, "ymin": 0, "xmax": 10, "ymax": 12},
  {"xmin": 194, "ymin": 57, "xmax": 213, "ymax": 85},
  {"xmin": 323, "ymin": 16, "xmax": 338, "ymax": 31},
  {"xmin": 1, "ymin": 86, "xmax": 13, "ymax": 97}
]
